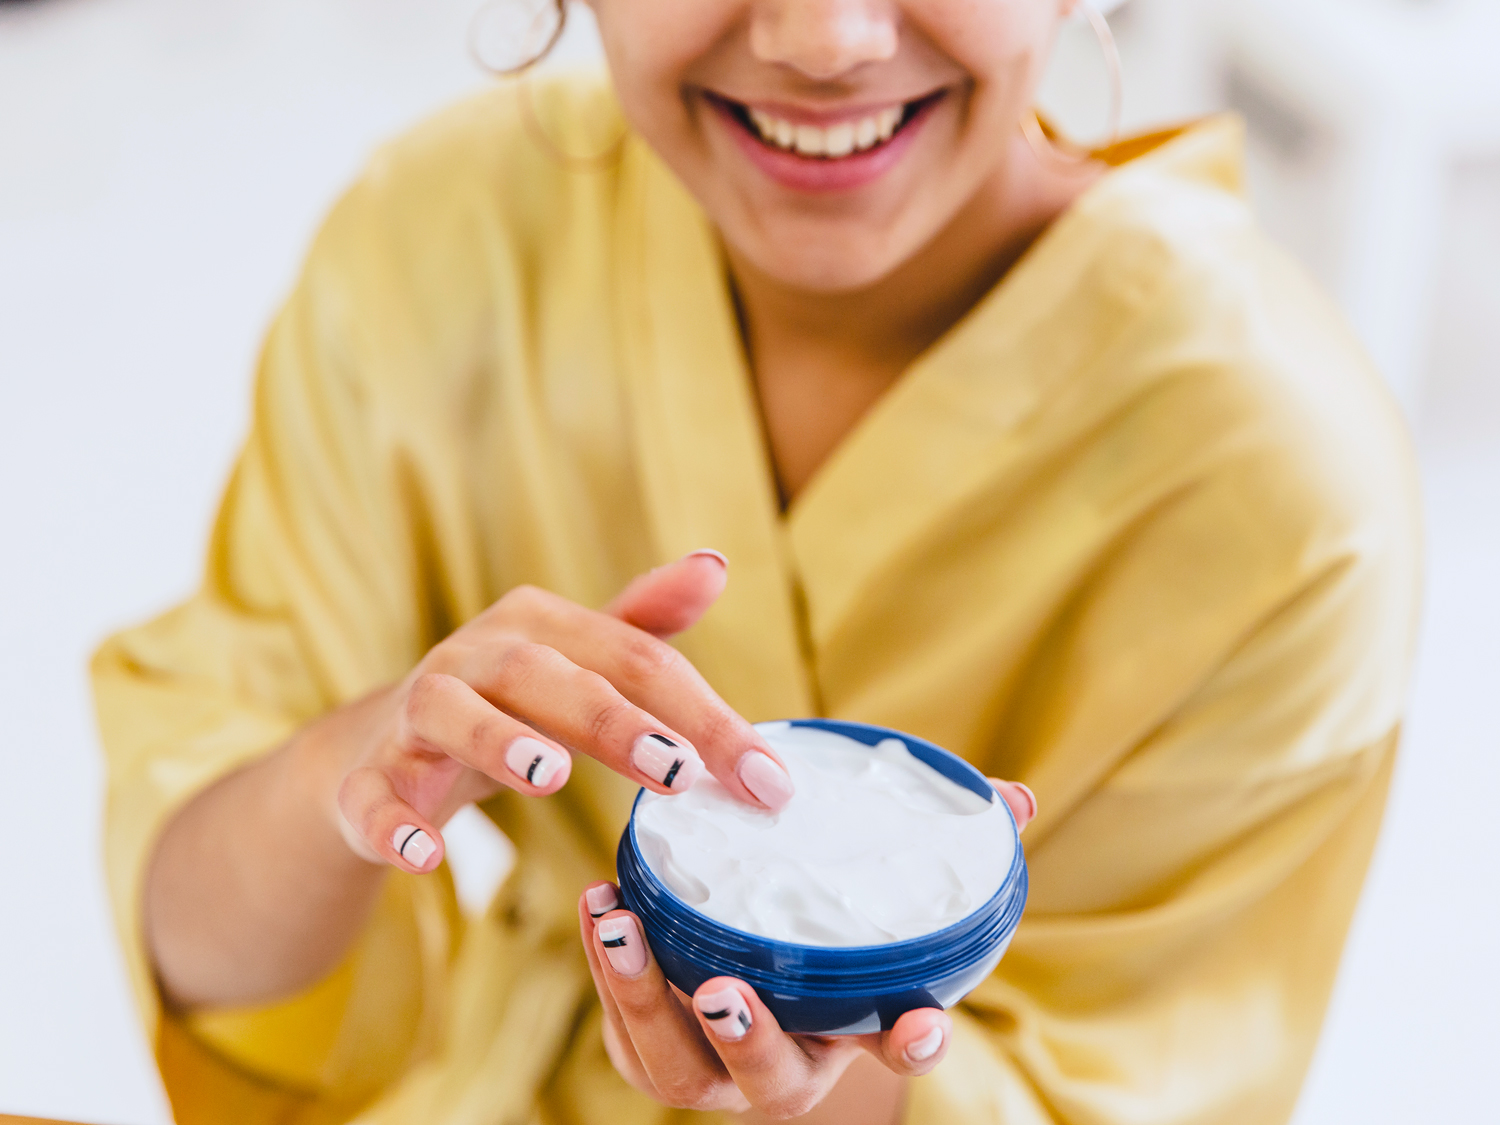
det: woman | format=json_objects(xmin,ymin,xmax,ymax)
[{"xmin": 93, "ymin": 0, "xmax": 1420, "ymax": 1122}]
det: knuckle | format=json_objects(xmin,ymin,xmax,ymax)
[
  {"xmin": 585, "ymin": 693, "xmax": 636, "ymax": 749},
  {"xmin": 616, "ymin": 633, "xmax": 682, "ymax": 686},
  {"xmin": 655, "ymin": 1074, "xmax": 719, "ymax": 1111},
  {"xmin": 403, "ymin": 672, "xmax": 448, "ymax": 724},
  {"xmin": 758, "ymin": 1089, "xmax": 820, "ymax": 1121},
  {"xmin": 492, "ymin": 641, "xmax": 554, "ymax": 689},
  {"xmin": 500, "ymin": 584, "xmax": 550, "ymax": 621}
]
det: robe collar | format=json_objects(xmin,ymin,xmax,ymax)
[{"xmin": 613, "ymin": 115, "xmax": 1245, "ymax": 713}]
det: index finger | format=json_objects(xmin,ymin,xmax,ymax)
[{"xmin": 481, "ymin": 586, "xmax": 794, "ymax": 810}]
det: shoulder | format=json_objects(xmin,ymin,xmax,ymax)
[
  {"xmin": 1055, "ymin": 120, "xmax": 1422, "ymax": 718},
  {"xmin": 1079, "ymin": 117, "xmax": 1419, "ymax": 563}
]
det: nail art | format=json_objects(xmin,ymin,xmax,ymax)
[
  {"xmin": 596, "ymin": 915, "xmax": 647, "ymax": 976},
  {"xmin": 393, "ymin": 825, "xmax": 436, "ymax": 869},
  {"xmin": 631, "ymin": 732, "xmax": 705, "ymax": 792},
  {"xmin": 737, "ymin": 750, "xmax": 795, "ymax": 810},
  {"xmin": 505, "ymin": 736, "xmax": 566, "ymax": 788},
  {"xmin": 906, "ymin": 1025, "xmax": 944, "ymax": 1062},
  {"xmin": 585, "ymin": 883, "xmax": 619, "ymax": 918},
  {"xmin": 697, "ymin": 987, "xmax": 753, "ymax": 1041}
]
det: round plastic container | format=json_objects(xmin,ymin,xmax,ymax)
[{"xmin": 616, "ymin": 718, "xmax": 1028, "ymax": 1035}]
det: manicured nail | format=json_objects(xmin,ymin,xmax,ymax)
[
  {"xmin": 697, "ymin": 987, "xmax": 753, "ymax": 1041},
  {"xmin": 597, "ymin": 915, "xmax": 647, "ymax": 977},
  {"xmin": 631, "ymin": 733, "xmax": 704, "ymax": 792},
  {"xmin": 906, "ymin": 1025, "xmax": 944, "ymax": 1062},
  {"xmin": 505, "ymin": 736, "xmax": 567, "ymax": 789},
  {"xmin": 585, "ymin": 883, "xmax": 619, "ymax": 919},
  {"xmin": 737, "ymin": 750, "xmax": 794, "ymax": 811},
  {"xmin": 686, "ymin": 548, "xmax": 728, "ymax": 568},
  {"xmin": 1015, "ymin": 783, "xmax": 1037, "ymax": 825},
  {"xmin": 393, "ymin": 825, "xmax": 436, "ymax": 869}
]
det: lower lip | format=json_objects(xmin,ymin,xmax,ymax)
[{"xmin": 710, "ymin": 95, "xmax": 942, "ymax": 194}]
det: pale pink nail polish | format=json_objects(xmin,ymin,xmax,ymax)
[
  {"xmin": 738, "ymin": 750, "xmax": 795, "ymax": 811},
  {"xmin": 1016, "ymin": 783, "xmax": 1037, "ymax": 823},
  {"xmin": 393, "ymin": 825, "xmax": 436, "ymax": 869},
  {"xmin": 631, "ymin": 733, "xmax": 705, "ymax": 792},
  {"xmin": 585, "ymin": 883, "xmax": 619, "ymax": 918},
  {"xmin": 906, "ymin": 1025, "xmax": 944, "ymax": 1062},
  {"xmin": 697, "ymin": 987, "xmax": 753, "ymax": 1041},
  {"xmin": 597, "ymin": 915, "xmax": 648, "ymax": 976},
  {"xmin": 686, "ymin": 548, "xmax": 728, "ymax": 568},
  {"xmin": 505, "ymin": 736, "xmax": 567, "ymax": 788}
]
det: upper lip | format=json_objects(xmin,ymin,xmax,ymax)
[{"xmin": 701, "ymin": 88, "xmax": 947, "ymax": 127}]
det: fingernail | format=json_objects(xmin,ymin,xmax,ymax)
[
  {"xmin": 585, "ymin": 883, "xmax": 619, "ymax": 918},
  {"xmin": 737, "ymin": 750, "xmax": 794, "ymax": 811},
  {"xmin": 906, "ymin": 1025, "xmax": 944, "ymax": 1063},
  {"xmin": 597, "ymin": 915, "xmax": 648, "ymax": 977},
  {"xmin": 697, "ymin": 987, "xmax": 753, "ymax": 1041},
  {"xmin": 505, "ymin": 736, "xmax": 567, "ymax": 789},
  {"xmin": 1016, "ymin": 783, "xmax": 1037, "ymax": 825},
  {"xmin": 632, "ymin": 733, "xmax": 704, "ymax": 792},
  {"xmin": 686, "ymin": 548, "xmax": 728, "ymax": 568},
  {"xmin": 393, "ymin": 826, "xmax": 436, "ymax": 869}
]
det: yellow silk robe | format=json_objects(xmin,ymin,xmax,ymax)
[{"xmin": 93, "ymin": 75, "xmax": 1420, "ymax": 1125}]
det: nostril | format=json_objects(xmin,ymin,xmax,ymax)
[{"xmin": 749, "ymin": 11, "xmax": 899, "ymax": 80}]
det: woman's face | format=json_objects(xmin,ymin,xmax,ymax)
[{"xmin": 589, "ymin": 0, "xmax": 1071, "ymax": 292}]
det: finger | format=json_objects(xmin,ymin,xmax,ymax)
[
  {"xmin": 606, "ymin": 550, "xmax": 729, "ymax": 638},
  {"xmin": 577, "ymin": 885, "xmax": 644, "ymax": 1079},
  {"xmin": 593, "ymin": 910, "xmax": 729, "ymax": 1104},
  {"xmin": 690, "ymin": 977, "xmax": 850, "ymax": 1119},
  {"xmin": 870, "ymin": 1007, "xmax": 952, "ymax": 1076},
  {"xmin": 336, "ymin": 765, "xmax": 444, "ymax": 874},
  {"xmin": 401, "ymin": 672, "xmax": 572, "ymax": 794},
  {"xmin": 484, "ymin": 586, "xmax": 794, "ymax": 810},
  {"xmin": 469, "ymin": 640, "xmax": 707, "ymax": 796},
  {"xmin": 991, "ymin": 779, "xmax": 1037, "ymax": 831}
]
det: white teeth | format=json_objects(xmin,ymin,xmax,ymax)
[{"xmin": 745, "ymin": 104, "xmax": 908, "ymax": 157}]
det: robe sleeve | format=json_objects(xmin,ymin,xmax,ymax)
[
  {"xmin": 905, "ymin": 438, "xmax": 1419, "ymax": 1125},
  {"xmin": 91, "ymin": 172, "xmax": 462, "ymax": 1120}
]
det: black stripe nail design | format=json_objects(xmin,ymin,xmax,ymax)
[
  {"xmin": 649, "ymin": 733, "xmax": 678, "ymax": 747},
  {"xmin": 703, "ymin": 1007, "xmax": 752, "ymax": 1032},
  {"xmin": 662, "ymin": 758, "xmax": 685, "ymax": 787},
  {"xmin": 589, "ymin": 909, "xmax": 611, "ymax": 918},
  {"xmin": 398, "ymin": 828, "xmax": 422, "ymax": 858},
  {"xmin": 602, "ymin": 935, "xmax": 628, "ymax": 948},
  {"xmin": 525, "ymin": 754, "xmax": 543, "ymax": 783}
]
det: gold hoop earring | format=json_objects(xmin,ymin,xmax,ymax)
[
  {"xmin": 1021, "ymin": 1, "xmax": 1124, "ymax": 165},
  {"xmin": 469, "ymin": 0, "xmax": 626, "ymax": 170}
]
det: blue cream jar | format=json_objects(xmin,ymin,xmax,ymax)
[{"xmin": 616, "ymin": 719, "xmax": 1028, "ymax": 1035}]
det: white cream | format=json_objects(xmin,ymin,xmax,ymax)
[{"xmin": 634, "ymin": 722, "xmax": 1015, "ymax": 946}]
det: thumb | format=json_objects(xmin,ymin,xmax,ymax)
[{"xmin": 605, "ymin": 550, "xmax": 729, "ymax": 638}]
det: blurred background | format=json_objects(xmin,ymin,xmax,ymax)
[{"xmin": 1, "ymin": 0, "xmax": 1495, "ymax": 1121}]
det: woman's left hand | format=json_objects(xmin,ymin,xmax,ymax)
[{"xmin": 577, "ymin": 778, "xmax": 1036, "ymax": 1119}]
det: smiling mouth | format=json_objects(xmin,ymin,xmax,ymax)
[{"xmin": 706, "ymin": 91, "xmax": 946, "ymax": 160}]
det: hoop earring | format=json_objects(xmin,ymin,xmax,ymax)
[
  {"xmin": 469, "ymin": 0, "xmax": 626, "ymax": 170},
  {"xmin": 1021, "ymin": 1, "xmax": 1123, "ymax": 166},
  {"xmin": 468, "ymin": 0, "xmax": 566, "ymax": 77}
]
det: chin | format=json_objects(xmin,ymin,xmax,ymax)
[{"xmin": 730, "ymin": 220, "xmax": 924, "ymax": 294}]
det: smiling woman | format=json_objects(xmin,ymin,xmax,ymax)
[{"xmin": 93, "ymin": 1, "xmax": 1418, "ymax": 1124}]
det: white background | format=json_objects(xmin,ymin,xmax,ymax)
[{"xmin": 1, "ymin": 1, "xmax": 1495, "ymax": 1122}]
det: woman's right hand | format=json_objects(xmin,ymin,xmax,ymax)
[{"xmin": 333, "ymin": 550, "xmax": 795, "ymax": 874}]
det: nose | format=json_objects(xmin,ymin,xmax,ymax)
[{"xmin": 748, "ymin": 0, "xmax": 899, "ymax": 82}]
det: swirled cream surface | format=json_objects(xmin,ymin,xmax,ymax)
[{"xmin": 633, "ymin": 722, "xmax": 1015, "ymax": 946}]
